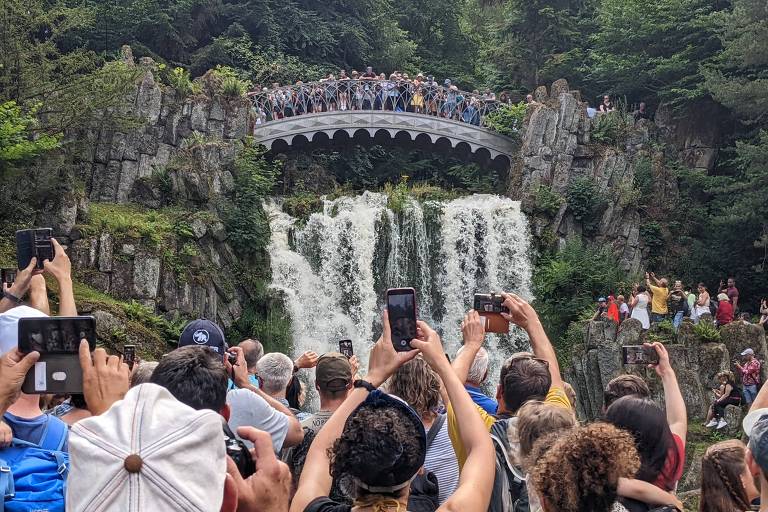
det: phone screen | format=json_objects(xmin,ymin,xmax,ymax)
[
  {"xmin": 621, "ymin": 345, "xmax": 659, "ymax": 365},
  {"xmin": 18, "ymin": 316, "xmax": 96, "ymax": 354},
  {"xmin": 387, "ymin": 288, "xmax": 417, "ymax": 352},
  {"xmin": 338, "ymin": 340, "xmax": 354, "ymax": 358},
  {"xmin": 124, "ymin": 345, "xmax": 136, "ymax": 370}
]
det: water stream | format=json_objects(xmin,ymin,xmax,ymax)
[{"xmin": 265, "ymin": 192, "xmax": 533, "ymax": 387}]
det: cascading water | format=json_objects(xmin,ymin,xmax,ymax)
[{"xmin": 265, "ymin": 192, "xmax": 533, "ymax": 388}]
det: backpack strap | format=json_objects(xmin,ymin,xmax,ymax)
[
  {"xmin": 426, "ymin": 414, "xmax": 446, "ymax": 450},
  {"xmin": 0, "ymin": 455, "xmax": 14, "ymax": 509},
  {"xmin": 39, "ymin": 416, "xmax": 68, "ymax": 452}
]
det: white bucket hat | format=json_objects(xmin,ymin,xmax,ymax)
[{"xmin": 67, "ymin": 383, "xmax": 227, "ymax": 512}]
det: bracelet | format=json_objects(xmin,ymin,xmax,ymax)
[
  {"xmin": 353, "ymin": 379, "xmax": 376, "ymax": 393},
  {"xmin": 2, "ymin": 291, "xmax": 22, "ymax": 305},
  {"xmin": 293, "ymin": 364, "xmax": 299, "ymax": 374}
]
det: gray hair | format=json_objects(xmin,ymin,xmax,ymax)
[
  {"xmin": 456, "ymin": 346, "xmax": 490, "ymax": 385},
  {"xmin": 239, "ymin": 338, "xmax": 264, "ymax": 371},
  {"xmin": 256, "ymin": 352, "xmax": 294, "ymax": 394},
  {"xmin": 130, "ymin": 361, "xmax": 159, "ymax": 388}
]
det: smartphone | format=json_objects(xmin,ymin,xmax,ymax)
[
  {"xmin": 124, "ymin": 344, "xmax": 136, "ymax": 370},
  {"xmin": 1, "ymin": 269, "xmax": 16, "ymax": 287},
  {"xmin": 18, "ymin": 316, "xmax": 96, "ymax": 394},
  {"xmin": 386, "ymin": 288, "xmax": 417, "ymax": 352},
  {"xmin": 16, "ymin": 228, "xmax": 54, "ymax": 270},
  {"xmin": 474, "ymin": 293, "xmax": 510, "ymax": 334},
  {"xmin": 339, "ymin": 339, "xmax": 354, "ymax": 358},
  {"xmin": 621, "ymin": 345, "xmax": 659, "ymax": 365}
]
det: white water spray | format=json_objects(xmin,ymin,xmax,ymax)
[{"xmin": 265, "ymin": 192, "xmax": 532, "ymax": 376}]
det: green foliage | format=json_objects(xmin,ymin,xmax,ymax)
[
  {"xmin": 590, "ymin": 111, "xmax": 632, "ymax": 148},
  {"xmin": 385, "ymin": 176, "xmax": 411, "ymax": 214},
  {"xmin": 0, "ymin": 101, "xmax": 59, "ymax": 173},
  {"xmin": 228, "ymin": 296, "xmax": 292, "ymax": 355},
  {"xmin": 585, "ymin": 0, "xmax": 724, "ymax": 107},
  {"xmin": 82, "ymin": 203, "xmax": 175, "ymax": 247},
  {"xmin": 222, "ymin": 140, "xmax": 279, "ymax": 261},
  {"xmin": 532, "ymin": 185, "xmax": 565, "ymax": 216},
  {"xmin": 164, "ymin": 67, "xmax": 199, "ymax": 97},
  {"xmin": 566, "ymin": 177, "xmax": 605, "ymax": 227},
  {"xmin": 484, "ymin": 102, "xmax": 527, "ymax": 138},
  {"xmin": 282, "ymin": 193, "xmax": 324, "ymax": 223},
  {"xmin": 647, "ymin": 319, "xmax": 675, "ymax": 344},
  {"xmin": 694, "ymin": 320, "xmax": 721, "ymax": 342},
  {"xmin": 212, "ymin": 66, "xmax": 250, "ymax": 98},
  {"xmin": 123, "ymin": 300, "xmax": 185, "ymax": 342},
  {"xmin": 533, "ymin": 238, "xmax": 626, "ymax": 342}
]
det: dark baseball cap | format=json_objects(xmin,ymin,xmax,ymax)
[
  {"xmin": 745, "ymin": 409, "xmax": 768, "ymax": 472},
  {"xmin": 316, "ymin": 352, "xmax": 352, "ymax": 392},
  {"xmin": 178, "ymin": 319, "xmax": 227, "ymax": 354}
]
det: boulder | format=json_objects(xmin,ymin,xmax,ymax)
[
  {"xmin": 697, "ymin": 343, "xmax": 730, "ymax": 388},
  {"xmin": 132, "ymin": 253, "xmax": 161, "ymax": 298},
  {"xmin": 720, "ymin": 321, "xmax": 768, "ymax": 382},
  {"xmin": 722, "ymin": 404, "xmax": 744, "ymax": 437}
]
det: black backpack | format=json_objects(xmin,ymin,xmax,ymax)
[{"xmin": 488, "ymin": 419, "xmax": 529, "ymax": 512}]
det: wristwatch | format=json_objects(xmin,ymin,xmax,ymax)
[
  {"xmin": 2, "ymin": 291, "xmax": 22, "ymax": 305},
  {"xmin": 353, "ymin": 379, "xmax": 376, "ymax": 393}
]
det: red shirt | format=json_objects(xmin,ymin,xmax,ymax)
[
  {"xmin": 652, "ymin": 433, "xmax": 685, "ymax": 491},
  {"xmin": 741, "ymin": 359, "xmax": 762, "ymax": 386},
  {"xmin": 716, "ymin": 301, "xmax": 734, "ymax": 325},
  {"xmin": 607, "ymin": 302, "xmax": 620, "ymax": 323}
]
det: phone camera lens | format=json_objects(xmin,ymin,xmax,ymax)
[{"xmin": 400, "ymin": 340, "xmax": 406, "ymax": 346}]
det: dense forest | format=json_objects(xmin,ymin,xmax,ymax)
[{"xmin": 1, "ymin": 0, "xmax": 767, "ymax": 319}]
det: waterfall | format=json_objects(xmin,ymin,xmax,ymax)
[{"xmin": 265, "ymin": 192, "xmax": 533, "ymax": 380}]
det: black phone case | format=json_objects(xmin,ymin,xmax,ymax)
[
  {"xmin": 15, "ymin": 229, "xmax": 53, "ymax": 270},
  {"xmin": 22, "ymin": 354, "xmax": 85, "ymax": 394}
]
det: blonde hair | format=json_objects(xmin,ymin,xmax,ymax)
[
  {"xmin": 385, "ymin": 357, "xmax": 440, "ymax": 419},
  {"xmin": 517, "ymin": 401, "xmax": 576, "ymax": 469}
]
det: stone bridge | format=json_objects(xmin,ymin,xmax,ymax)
[{"xmin": 252, "ymin": 110, "xmax": 516, "ymax": 165}]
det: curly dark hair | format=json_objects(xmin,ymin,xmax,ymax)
[
  {"xmin": 329, "ymin": 404, "xmax": 423, "ymax": 497},
  {"xmin": 531, "ymin": 422, "xmax": 640, "ymax": 512}
]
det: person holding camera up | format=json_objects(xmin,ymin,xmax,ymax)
[{"xmin": 735, "ymin": 348, "xmax": 762, "ymax": 406}]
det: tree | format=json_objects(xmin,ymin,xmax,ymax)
[
  {"xmin": 585, "ymin": 0, "xmax": 725, "ymax": 107},
  {"xmin": 0, "ymin": 102, "xmax": 59, "ymax": 174}
]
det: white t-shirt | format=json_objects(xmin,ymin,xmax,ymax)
[{"xmin": 227, "ymin": 388, "xmax": 290, "ymax": 452}]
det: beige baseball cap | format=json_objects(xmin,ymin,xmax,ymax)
[{"xmin": 67, "ymin": 383, "xmax": 227, "ymax": 511}]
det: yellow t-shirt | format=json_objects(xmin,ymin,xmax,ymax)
[
  {"xmin": 649, "ymin": 284, "xmax": 669, "ymax": 314},
  {"xmin": 447, "ymin": 386, "xmax": 571, "ymax": 469}
]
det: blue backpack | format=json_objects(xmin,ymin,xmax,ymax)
[{"xmin": 0, "ymin": 415, "xmax": 68, "ymax": 512}]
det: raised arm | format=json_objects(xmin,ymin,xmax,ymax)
[
  {"xmin": 451, "ymin": 310, "xmax": 485, "ymax": 384},
  {"xmin": 0, "ymin": 258, "xmax": 42, "ymax": 314},
  {"xmin": 226, "ymin": 346, "xmax": 303, "ymax": 447},
  {"xmin": 44, "ymin": 239, "xmax": 76, "ymax": 316},
  {"xmin": 412, "ymin": 322, "xmax": 495, "ymax": 512},
  {"xmin": 648, "ymin": 342, "xmax": 687, "ymax": 444},
  {"xmin": 290, "ymin": 310, "xmax": 418, "ymax": 512},
  {"xmin": 502, "ymin": 293, "xmax": 563, "ymax": 391}
]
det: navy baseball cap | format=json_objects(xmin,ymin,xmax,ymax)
[
  {"xmin": 178, "ymin": 319, "xmax": 227, "ymax": 354},
  {"xmin": 744, "ymin": 408, "xmax": 768, "ymax": 471}
]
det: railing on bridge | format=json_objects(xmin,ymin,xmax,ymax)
[{"xmin": 247, "ymin": 79, "xmax": 504, "ymax": 128}]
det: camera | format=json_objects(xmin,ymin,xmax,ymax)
[
  {"xmin": 223, "ymin": 422, "xmax": 255, "ymax": 478},
  {"xmin": 473, "ymin": 293, "xmax": 509, "ymax": 314}
]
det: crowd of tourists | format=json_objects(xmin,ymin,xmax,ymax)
[
  {"xmin": 593, "ymin": 273, "xmax": 768, "ymax": 331},
  {"xmin": 2, "ymin": 242, "xmax": 768, "ymax": 511},
  {"xmin": 248, "ymin": 67, "xmax": 512, "ymax": 127}
]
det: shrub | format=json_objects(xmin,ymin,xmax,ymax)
[
  {"xmin": 165, "ymin": 67, "xmax": 199, "ymax": 97},
  {"xmin": 591, "ymin": 110, "xmax": 632, "ymax": 147},
  {"xmin": 484, "ymin": 102, "xmax": 527, "ymax": 138},
  {"xmin": 533, "ymin": 185, "xmax": 565, "ymax": 216},
  {"xmin": 212, "ymin": 65, "xmax": 250, "ymax": 98},
  {"xmin": 694, "ymin": 321, "xmax": 721, "ymax": 342},
  {"xmin": 384, "ymin": 176, "xmax": 410, "ymax": 213},
  {"xmin": 566, "ymin": 177, "xmax": 605, "ymax": 222}
]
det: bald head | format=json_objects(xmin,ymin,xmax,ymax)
[{"xmin": 239, "ymin": 338, "xmax": 264, "ymax": 373}]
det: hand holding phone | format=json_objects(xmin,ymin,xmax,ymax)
[
  {"xmin": 473, "ymin": 293, "xmax": 509, "ymax": 334},
  {"xmin": 123, "ymin": 345, "xmax": 136, "ymax": 370},
  {"xmin": 15, "ymin": 228, "xmax": 54, "ymax": 271},
  {"xmin": 386, "ymin": 288, "xmax": 417, "ymax": 352},
  {"xmin": 18, "ymin": 316, "xmax": 97, "ymax": 394}
]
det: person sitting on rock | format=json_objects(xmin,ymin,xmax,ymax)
[{"xmin": 705, "ymin": 370, "xmax": 742, "ymax": 430}]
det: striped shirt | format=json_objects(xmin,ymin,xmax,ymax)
[{"xmin": 424, "ymin": 419, "xmax": 460, "ymax": 504}]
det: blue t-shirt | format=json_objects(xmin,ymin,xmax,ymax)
[
  {"xmin": 227, "ymin": 374, "xmax": 260, "ymax": 391},
  {"xmin": 3, "ymin": 412, "xmax": 69, "ymax": 451},
  {"xmin": 465, "ymin": 385, "xmax": 498, "ymax": 415}
]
